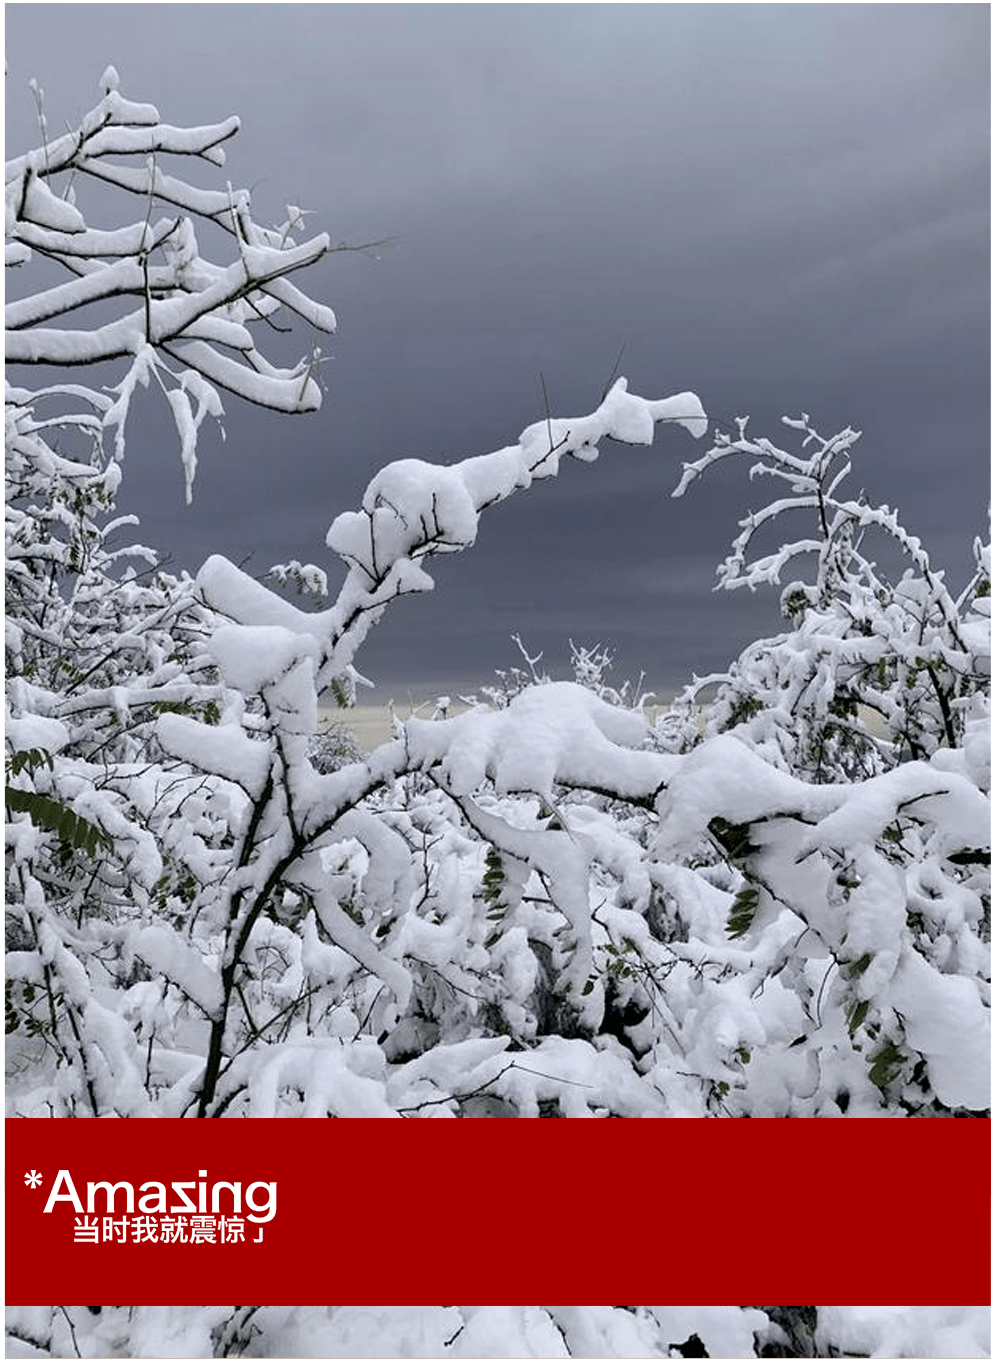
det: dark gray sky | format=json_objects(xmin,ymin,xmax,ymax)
[{"xmin": 6, "ymin": 4, "xmax": 990, "ymax": 701}]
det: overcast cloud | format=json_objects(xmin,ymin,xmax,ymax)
[{"xmin": 5, "ymin": 4, "xmax": 989, "ymax": 700}]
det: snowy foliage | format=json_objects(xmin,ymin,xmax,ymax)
[
  {"xmin": 6, "ymin": 74, "xmax": 335, "ymax": 503},
  {"xmin": 5, "ymin": 74, "xmax": 989, "ymax": 1127},
  {"xmin": 4, "ymin": 1304, "xmax": 990, "ymax": 1359},
  {"xmin": 668, "ymin": 415, "xmax": 990, "ymax": 782}
]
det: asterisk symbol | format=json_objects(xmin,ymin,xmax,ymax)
[{"xmin": 24, "ymin": 1170, "xmax": 43, "ymax": 1189}]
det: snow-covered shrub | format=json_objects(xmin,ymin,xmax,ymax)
[
  {"xmin": 652, "ymin": 417, "xmax": 991, "ymax": 1114},
  {"xmin": 5, "ymin": 70, "xmax": 335, "ymax": 1114},
  {"xmin": 667, "ymin": 414, "xmax": 991, "ymax": 781},
  {"xmin": 5, "ymin": 72, "xmax": 988, "ymax": 1124},
  {"xmin": 5, "ymin": 1304, "xmax": 991, "ymax": 1358},
  {"xmin": 5, "ymin": 71, "xmax": 714, "ymax": 1119},
  {"xmin": 150, "ymin": 374, "xmax": 708, "ymax": 1119}
]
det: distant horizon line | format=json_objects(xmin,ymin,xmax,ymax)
[{"xmin": 320, "ymin": 685, "xmax": 686, "ymax": 714}]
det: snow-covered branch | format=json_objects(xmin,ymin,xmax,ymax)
[
  {"xmin": 5, "ymin": 68, "xmax": 336, "ymax": 489},
  {"xmin": 197, "ymin": 379, "xmax": 706, "ymax": 688}
]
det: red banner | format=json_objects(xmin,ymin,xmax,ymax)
[{"xmin": 5, "ymin": 1118, "xmax": 990, "ymax": 1305}]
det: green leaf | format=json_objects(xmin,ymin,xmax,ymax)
[
  {"xmin": 5, "ymin": 748, "xmax": 55, "ymax": 778},
  {"xmin": 328, "ymin": 677, "xmax": 351, "ymax": 709},
  {"xmin": 846, "ymin": 952, "xmax": 874, "ymax": 980},
  {"xmin": 868, "ymin": 1039, "xmax": 905, "ymax": 1090},
  {"xmin": 4, "ymin": 786, "xmax": 112, "ymax": 857},
  {"xmin": 726, "ymin": 885, "xmax": 760, "ymax": 938},
  {"xmin": 482, "ymin": 845, "xmax": 506, "ymax": 909},
  {"xmin": 847, "ymin": 999, "xmax": 871, "ymax": 1038},
  {"xmin": 151, "ymin": 699, "xmax": 195, "ymax": 717}
]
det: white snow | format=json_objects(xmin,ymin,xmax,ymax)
[
  {"xmin": 4, "ymin": 712, "xmax": 70, "ymax": 755},
  {"xmin": 817, "ymin": 1306, "xmax": 991, "ymax": 1360},
  {"xmin": 405, "ymin": 681, "xmax": 673, "ymax": 800},
  {"xmin": 4, "ymin": 1300, "xmax": 990, "ymax": 1357},
  {"xmin": 889, "ymin": 951, "xmax": 990, "ymax": 1110},
  {"xmin": 156, "ymin": 714, "xmax": 270, "ymax": 796},
  {"xmin": 207, "ymin": 623, "xmax": 317, "ymax": 695},
  {"xmin": 131, "ymin": 925, "xmax": 222, "ymax": 1016}
]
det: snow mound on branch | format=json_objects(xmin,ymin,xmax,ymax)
[
  {"xmin": 537, "ymin": 1307, "xmax": 661, "ymax": 1358},
  {"xmin": 649, "ymin": 1307, "xmax": 770, "ymax": 1359},
  {"xmin": 365, "ymin": 459, "xmax": 480, "ymax": 549},
  {"xmin": 931, "ymin": 694, "xmax": 991, "ymax": 792},
  {"xmin": 254, "ymin": 1307, "xmax": 463, "ymax": 1359},
  {"xmin": 131, "ymin": 925, "xmax": 222, "ymax": 1015},
  {"xmin": 890, "ymin": 952, "xmax": 990, "ymax": 1111},
  {"xmin": 518, "ymin": 383, "xmax": 708, "ymax": 472},
  {"xmin": 5, "ymin": 712, "xmax": 70, "ymax": 755},
  {"xmin": 452, "ymin": 1307, "xmax": 569, "ymax": 1358},
  {"xmin": 197, "ymin": 554, "xmax": 331, "ymax": 636},
  {"xmin": 127, "ymin": 1307, "xmax": 231, "ymax": 1359},
  {"xmin": 404, "ymin": 681, "xmax": 671, "ymax": 799},
  {"xmin": 207, "ymin": 623, "xmax": 317, "ymax": 693},
  {"xmin": 798, "ymin": 763, "xmax": 991, "ymax": 860},
  {"xmin": 655, "ymin": 732, "xmax": 840, "ymax": 857},
  {"xmin": 156, "ymin": 714, "xmax": 270, "ymax": 796},
  {"xmin": 388, "ymin": 1037, "xmax": 511, "ymax": 1109},
  {"xmin": 21, "ymin": 175, "xmax": 87, "ymax": 234},
  {"xmin": 491, "ymin": 1036, "xmax": 669, "ymax": 1116},
  {"xmin": 817, "ymin": 1306, "xmax": 991, "ymax": 1360},
  {"xmin": 240, "ymin": 1038, "xmax": 399, "ymax": 1118}
]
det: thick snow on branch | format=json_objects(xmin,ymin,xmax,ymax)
[
  {"xmin": 195, "ymin": 380, "xmax": 706, "ymax": 691},
  {"xmin": 6, "ymin": 233, "xmax": 331, "ymax": 367},
  {"xmin": 320, "ymin": 379, "xmax": 706, "ymax": 680},
  {"xmin": 5, "ymin": 69, "xmax": 336, "ymax": 489},
  {"xmin": 404, "ymin": 681, "xmax": 677, "ymax": 800}
]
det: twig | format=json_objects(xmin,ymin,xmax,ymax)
[
  {"xmin": 55, "ymin": 1308, "xmax": 82, "ymax": 1360},
  {"xmin": 539, "ymin": 370, "xmax": 555, "ymax": 453},
  {"xmin": 599, "ymin": 340, "xmax": 627, "ymax": 402}
]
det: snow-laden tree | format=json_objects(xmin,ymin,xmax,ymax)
[
  {"xmin": 5, "ymin": 1304, "xmax": 992, "ymax": 1359},
  {"xmin": 647, "ymin": 418, "xmax": 991, "ymax": 1114},
  {"xmin": 666, "ymin": 415, "xmax": 990, "ymax": 781},
  {"xmin": 5, "ymin": 72, "xmax": 989, "ymax": 1123},
  {"xmin": 4, "ymin": 69, "xmax": 340, "ymax": 1113}
]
